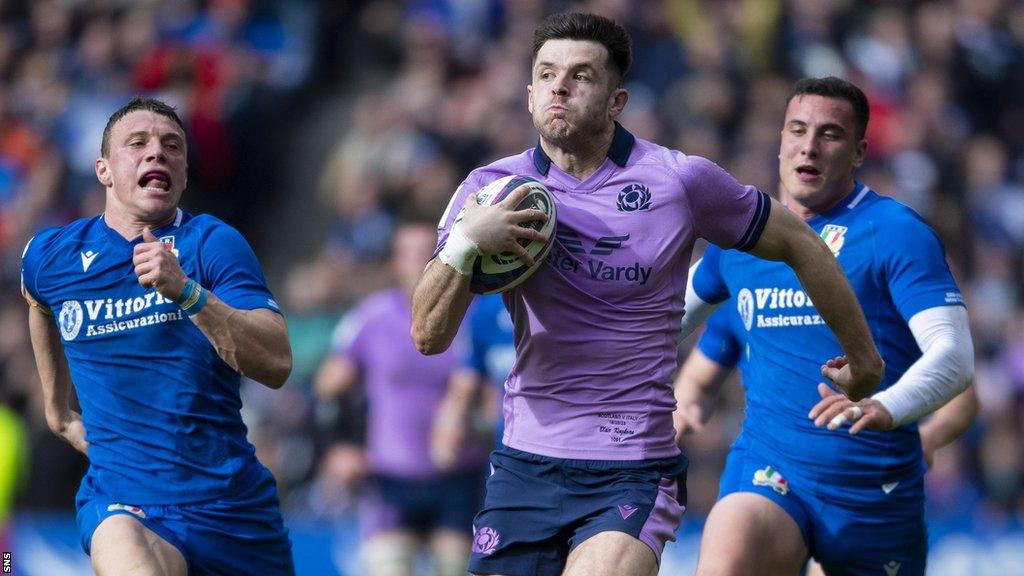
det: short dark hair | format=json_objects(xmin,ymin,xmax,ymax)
[
  {"xmin": 101, "ymin": 96, "xmax": 186, "ymax": 157},
  {"xmin": 787, "ymin": 77, "xmax": 870, "ymax": 140},
  {"xmin": 532, "ymin": 12, "xmax": 632, "ymax": 82}
]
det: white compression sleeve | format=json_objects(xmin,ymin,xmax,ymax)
[
  {"xmin": 872, "ymin": 306, "xmax": 974, "ymax": 428},
  {"xmin": 680, "ymin": 259, "xmax": 723, "ymax": 340}
]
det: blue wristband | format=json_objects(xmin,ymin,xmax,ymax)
[{"xmin": 177, "ymin": 278, "xmax": 209, "ymax": 316}]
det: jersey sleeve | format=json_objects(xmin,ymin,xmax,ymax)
[
  {"xmin": 20, "ymin": 231, "xmax": 56, "ymax": 312},
  {"xmin": 877, "ymin": 210, "xmax": 964, "ymax": 321},
  {"xmin": 460, "ymin": 301, "xmax": 488, "ymax": 373},
  {"xmin": 691, "ymin": 244, "xmax": 730, "ymax": 304},
  {"xmin": 696, "ymin": 306, "xmax": 742, "ymax": 368},
  {"xmin": 678, "ymin": 155, "xmax": 770, "ymax": 252},
  {"xmin": 199, "ymin": 221, "xmax": 281, "ymax": 314}
]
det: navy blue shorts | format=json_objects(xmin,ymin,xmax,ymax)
[
  {"xmin": 358, "ymin": 470, "xmax": 485, "ymax": 540},
  {"xmin": 468, "ymin": 447, "xmax": 687, "ymax": 576},
  {"xmin": 719, "ymin": 438, "xmax": 927, "ymax": 576},
  {"xmin": 76, "ymin": 469, "xmax": 294, "ymax": 575}
]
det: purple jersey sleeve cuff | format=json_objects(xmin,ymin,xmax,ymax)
[{"xmin": 732, "ymin": 190, "xmax": 771, "ymax": 252}]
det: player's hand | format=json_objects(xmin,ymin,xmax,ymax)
[
  {"xmin": 133, "ymin": 227, "xmax": 187, "ymax": 300},
  {"xmin": 809, "ymin": 383, "xmax": 894, "ymax": 434},
  {"xmin": 319, "ymin": 442, "xmax": 366, "ymax": 491},
  {"xmin": 673, "ymin": 399, "xmax": 712, "ymax": 444},
  {"xmin": 430, "ymin": 402, "xmax": 467, "ymax": 471},
  {"xmin": 820, "ymin": 355, "xmax": 883, "ymax": 402},
  {"xmin": 458, "ymin": 185, "xmax": 549, "ymax": 266},
  {"xmin": 57, "ymin": 411, "xmax": 90, "ymax": 455}
]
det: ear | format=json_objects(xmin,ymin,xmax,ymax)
[
  {"xmin": 608, "ymin": 87, "xmax": 628, "ymax": 120},
  {"xmin": 852, "ymin": 138, "xmax": 867, "ymax": 169},
  {"xmin": 95, "ymin": 158, "xmax": 112, "ymax": 187},
  {"xmin": 527, "ymin": 84, "xmax": 534, "ymax": 115}
]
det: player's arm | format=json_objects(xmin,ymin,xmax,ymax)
[
  {"xmin": 747, "ymin": 198, "xmax": 884, "ymax": 400},
  {"xmin": 314, "ymin": 354, "xmax": 358, "ymax": 400},
  {"xmin": 134, "ymin": 228, "xmax": 292, "ymax": 389},
  {"xmin": 27, "ymin": 305, "xmax": 89, "ymax": 455},
  {"xmin": 680, "ymin": 259, "xmax": 724, "ymax": 339},
  {"xmin": 673, "ymin": 348, "xmax": 733, "ymax": 444},
  {"xmin": 411, "ymin": 185, "xmax": 548, "ymax": 354},
  {"xmin": 432, "ymin": 368, "xmax": 484, "ymax": 470},
  {"xmin": 810, "ymin": 306, "xmax": 974, "ymax": 434},
  {"xmin": 188, "ymin": 300, "xmax": 291, "ymax": 389},
  {"xmin": 919, "ymin": 384, "xmax": 978, "ymax": 467}
]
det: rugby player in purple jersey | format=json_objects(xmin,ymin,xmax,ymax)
[
  {"xmin": 411, "ymin": 13, "xmax": 883, "ymax": 576},
  {"xmin": 318, "ymin": 218, "xmax": 488, "ymax": 576}
]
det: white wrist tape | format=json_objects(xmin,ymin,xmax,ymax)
[{"xmin": 439, "ymin": 225, "xmax": 480, "ymax": 276}]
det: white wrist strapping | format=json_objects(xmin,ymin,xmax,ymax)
[
  {"xmin": 439, "ymin": 225, "xmax": 480, "ymax": 276},
  {"xmin": 872, "ymin": 306, "xmax": 974, "ymax": 428},
  {"xmin": 680, "ymin": 258, "xmax": 723, "ymax": 340}
]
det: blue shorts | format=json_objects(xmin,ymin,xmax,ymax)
[
  {"xmin": 358, "ymin": 470, "xmax": 485, "ymax": 540},
  {"xmin": 76, "ymin": 469, "xmax": 294, "ymax": 575},
  {"xmin": 719, "ymin": 438, "xmax": 927, "ymax": 576},
  {"xmin": 468, "ymin": 447, "xmax": 687, "ymax": 576}
]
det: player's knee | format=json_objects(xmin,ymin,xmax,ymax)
[
  {"xmin": 433, "ymin": 551, "xmax": 469, "ymax": 576},
  {"xmin": 360, "ymin": 536, "xmax": 415, "ymax": 576}
]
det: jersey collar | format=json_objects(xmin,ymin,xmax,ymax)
[
  {"xmin": 532, "ymin": 121, "xmax": 636, "ymax": 176},
  {"xmin": 805, "ymin": 181, "xmax": 873, "ymax": 228}
]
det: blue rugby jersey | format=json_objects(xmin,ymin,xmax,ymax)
[
  {"xmin": 22, "ymin": 209, "xmax": 281, "ymax": 504},
  {"xmin": 691, "ymin": 183, "xmax": 964, "ymax": 485},
  {"xmin": 695, "ymin": 302, "xmax": 746, "ymax": 372}
]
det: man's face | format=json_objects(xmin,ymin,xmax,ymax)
[
  {"xmin": 528, "ymin": 39, "xmax": 623, "ymax": 146},
  {"xmin": 778, "ymin": 94, "xmax": 866, "ymax": 211},
  {"xmin": 97, "ymin": 110, "xmax": 188, "ymax": 222},
  {"xmin": 393, "ymin": 224, "xmax": 437, "ymax": 292}
]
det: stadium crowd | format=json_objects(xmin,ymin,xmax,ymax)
[{"xmin": 3, "ymin": 0, "xmax": 1023, "ymax": 561}]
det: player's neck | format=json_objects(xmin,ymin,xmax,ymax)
[
  {"xmin": 103, "ymin": 207, "xmax": 177, "ymax": 241},
  {"xmin": 780, "ymin": 180, "xmax": 856, "ymax": 220},
  {"xmin": 540, "ymin": 125, "xmax": 614, "ymax": 180}
]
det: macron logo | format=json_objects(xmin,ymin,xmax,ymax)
[
  {"xmin": 618, "ymin": 504, "xmax": 638, "ymax": 520},
  {"xmin": 81, "ymin": 251, "xmax": 99, "ymax": 272}
]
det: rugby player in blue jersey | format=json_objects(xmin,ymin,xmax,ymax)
[
  {"xmin": 674, "ymin": 306, "xmax": 979, "ymax": 575},
  {"xmin": 676, "ymin": 77, "xmax": 976, "ymax": 576},
  {"xmin": 23, "ymin": 97, "xmax": 294, "ymax": 575}
]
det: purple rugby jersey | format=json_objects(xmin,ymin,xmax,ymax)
[
  {"xmin": 436, "ymin": 123, "xmax": 769, "ymax": 460},
  {"xmin": 337, "ymin": 288, "xmax": 486, "ymax": 478}
]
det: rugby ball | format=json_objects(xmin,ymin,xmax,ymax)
[{"xmin": 469, "ymin": 175, "xmax": 557, "ymax": 294}]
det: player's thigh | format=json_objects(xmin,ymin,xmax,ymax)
[
  {"xmin": 429, "ymin": 528, "xmax": 471, "ymax": 576},
  {"xmin": 360, "ymin": 530, "xmax": 418, "ymax": 576},
  {"xmin": 91, "ymin": 514, "xmax": 186, "ymax": 576},
  {"xmin": 561, "ymin": 531, "xmax": 658, "ymax": 576},
  {"xmin": 696, "ymin": 493, "xmax": 806, "ymax": 576}
]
